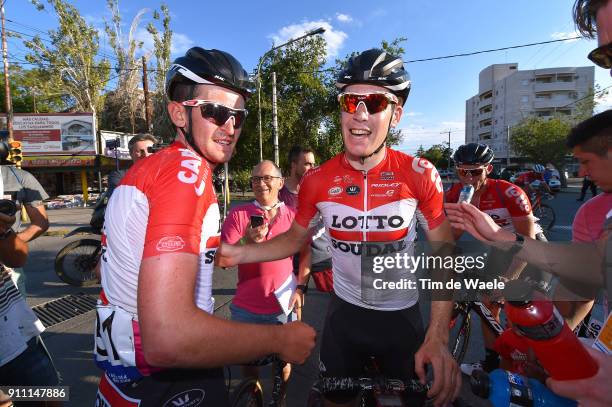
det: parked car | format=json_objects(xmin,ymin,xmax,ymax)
[{"xmin": 438, "ymin": 169, "xmax": 454, "ymax": 178}]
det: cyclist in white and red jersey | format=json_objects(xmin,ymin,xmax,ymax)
[
  {"xmin": 94, "ymin": 47, "xmax": 315, "ymax": 407},
  {"xmin": 218, "ymin": 48, "xmax": 461, "ymax": 407},
  {"xmin": 445, "ymin": 143, "xmax": 551, "ymax": 376}
]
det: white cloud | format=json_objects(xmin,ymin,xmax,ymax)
[
  {"xmin": 336, "ymin": 13, "xmax": 353, "ymax": 23},
  {"xmin": 269, "ymin": 20, "xmax": 347, "ymax": 58},
  {"xmin": 396, "ymin": 122, "xmax": 465, "ymax": 155},
  {"xmin": 551, "ymin": 31, "xmax": 580, "ymax": 43},
  {"xmin": 405, "ymin": 111, "xmax": 423, "ymax": 117}
]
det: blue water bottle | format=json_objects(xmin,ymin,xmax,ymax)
[{"xmin": 470, "ymin": 369, "xmax": 576, "ymax": 406}]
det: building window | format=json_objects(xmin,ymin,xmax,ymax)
[
  {"xmin": 521, "ymin": 96, "xmax": 529, "ymax": 103},
  {"xmin": 521, "ymin": 79, "xmax": 529, "ymax": 86}
]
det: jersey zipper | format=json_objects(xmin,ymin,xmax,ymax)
[{"xmin": 362, "ymin": 171, "xmax": 368, "ymax": 241}]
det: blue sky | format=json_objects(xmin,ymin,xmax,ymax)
[{"xmin": 6, "ymin": 0, "xmax": 611, "ymax": 155}]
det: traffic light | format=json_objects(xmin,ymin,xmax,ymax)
[{"xmin": 7, "ymin": 140, "xmax": 23, "ymax": 166}]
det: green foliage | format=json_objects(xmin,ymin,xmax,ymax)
[
  {"xmin": 510, "ymin": 116, "xmax": 572, "ymax": 167},
  {"xmin": 24, "ymin": 0, "xmax": 111, "ymax": 124},
  {"xmin": 232, "ymin": 168, "xmax": 251, "ymax": 195},
  {"xmin": 416, "ymin": 143, "xmax": 452, "ymax": 168},
  {"xmin": 146, "ymin": 4, "xmax": 174, "ymax": 142},
  {"xmin": 0, "ymin": 65, "xmax": 67, "ymax": 113},
  {"xmin": 100, "ymin": 0, "xmax": 148, "ymax": 133}
]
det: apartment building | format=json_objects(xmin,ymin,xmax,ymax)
[{"xmin": 465, "ymin": 63, "xmax": 594, "ymax": 162}]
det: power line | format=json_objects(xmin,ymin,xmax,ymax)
[{"xmin": 404, "ymin": 37, "xmax": 582, "ymax": 64}]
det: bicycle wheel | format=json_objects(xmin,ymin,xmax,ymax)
[
  {"xmin": 534, "ymin": 203, "xmax": 555, "ymax": 230},
  {"xmin": 231, "ymin": 378, "xmax": 263, "ymax": 407},
  {"xmin": 449, "ymin": 312, "xmax": 472, "ymax": 364},
  {"xmin": 55, "ymin": 239, "xmax": 101, "ymax": 287}
]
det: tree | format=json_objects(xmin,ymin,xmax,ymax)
[
  {"xmin": 146, "ymin": 4, "xmax": 173, "ymax": 142},
  {"xmin": 232, "ymin": 168, "xmax": 251, "ymax": 196},
  {"xmin": 510, "ymin": 115, "xmax": 572, "ymax": 179},
  {"xmin": 416, "ymin": 143, "xmax": 452, "ymax": 168},
  {"xmin": 100, "ymin": 0, "xmax": 148, "ymax": 134},
  {"xmin": 0, "ymin": 65, "xmax": 68, "ymax": 113},
  {"xmin": 24, "ymin": 0, "xmax": 111, "ymax": 126}
]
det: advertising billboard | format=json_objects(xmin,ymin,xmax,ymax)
[{"xmin": 1, "ymin": 113, "xmax": 97, "ymax": 155}]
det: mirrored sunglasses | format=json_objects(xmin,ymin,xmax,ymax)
[
  {"xmin": 182, "ymin": 99, "xmax": 248, "ymax": 128},
  {"xmin": 338, "ymin": 92, "xmax": 398, "ymax": 114},
  {"xmin": 457, "ymin": 168, "xmax": 485, "ymax": 177}
]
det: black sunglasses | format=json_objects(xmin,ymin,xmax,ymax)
[
  {"xmin": 182, "ymin": 99, "xmax": 248, "ymax": 128},
  {"xmin": 457, "ymin": 168, "xmax": 485, "ymax": 177},
  {"xmin": 588, "ymin": 42, "xmax": 612, "ymax": 69}
]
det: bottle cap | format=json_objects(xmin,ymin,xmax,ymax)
[
  {"xmin": 504, "ymin": 280, "xmax": 534, "ymax": 306},
  {"xmin": 469, "ymin": 370, "xmax": 490, "ymax": 398}
]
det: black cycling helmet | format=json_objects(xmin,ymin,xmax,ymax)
[
  {"xmin": 452, "ymin": 143, "xmax": 494, "ymax": 165},
  {"xmin": 335, "ymin": 48, "xmax": 411, "ymax": 106},
  {"xmin": 166, "ymin": 47, "xmax": 252, "ymax": 162},
  {"xmin": 166, "ymin": 47, "xmax": 253, "ymax": 100}
]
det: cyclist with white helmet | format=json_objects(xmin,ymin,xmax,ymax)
[
  {"xmin": 94, "ymin": 47, "xmax": 315, "ymax": 406},
  {"xmin": 515, "ymin": 163, "xmax": 551, "ymax": 198},
  {"xmin": 218, "ymin": 48, "xmax": 461, "ymax": 407}
]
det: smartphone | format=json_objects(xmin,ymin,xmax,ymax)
[
  {"xmin": 250, "ymin": 215, "xmax": 264, "ymax": 228},
  {"xmin": 0, "ymin": 199, "xmax": 17, "ymax": 217}
]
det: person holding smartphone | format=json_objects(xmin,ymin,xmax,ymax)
[{"xmin": 221, "ymin": 160, "xmax": 307, "ymax": 402}]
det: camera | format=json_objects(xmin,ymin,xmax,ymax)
[{"xmin": 0, "ymin": 199, "xmax": 17, "ymax": 217}]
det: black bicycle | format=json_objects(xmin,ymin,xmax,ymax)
[{"xmin": 229, "ymin": 354, "xmax": 287, "ymax": 407}]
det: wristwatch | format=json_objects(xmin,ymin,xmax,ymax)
[
  {"xmin": 296, "ymin": 284, "xmax": 308, "ymax": 294},
  {"xmin": 506, "ymin": 233, "xmax": 524, "ymax": 256}
]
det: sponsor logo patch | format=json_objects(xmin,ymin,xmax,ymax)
[
  {"xmin": 156, "ymin": 236, "xmax": 186, "ymax": 252},
  {"xmin": 346, "ymin": 185, "xmax": 360, "ymax": 196},
  {"xmin": 163, "ymin": 389, "xmax": 205, "ymax": 407},
  {"xmin": 370, "ymin": 182, "xmax": 401, "ymax": 188},
  {"xmin": 328, "ymin": 186, "xmax": 342, "ymax": 196},
  {"xmin": 380, "ymin": 171, "xmax": 394, "ymax": 180}
]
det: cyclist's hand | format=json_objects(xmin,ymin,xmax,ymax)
[
  {"xmin": 277, "ymin": 321, "xmax": 316, "ymax": 364},
  {"xmin": 288, "ymin": 290, "xmax": 303, "ymax": 313},
  {"xmin": 547, "ymin": 347, "xmax": 611, "ymax": 406},
  {"xmin": 446, "ymin": 202, "xmax": 512, "ymax": 243},
  {"xmin": 415, "ymin": 338, "xmax": 461, "ymax": 407},
  {"xmin": 215, "ymin": 242, "xmax": 243, "ymax": 268}
]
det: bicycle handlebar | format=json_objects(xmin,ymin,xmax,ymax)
[{"xmin": 319, "ymin": 377, "xmax": 429, "ymax": 393}]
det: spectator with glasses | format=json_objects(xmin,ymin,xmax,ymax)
[
  {"xmin": 94, "ymin": 47, "xmax": 315, "ymax": 406},
  {"xmin": 445, "ymin": 143, "xmax": 551, "ymax": 376},
  {"xmin": 221, "ymin": 160, "xmax": 306, "ymax": 402},
  {"xmin": 218, "ymin": 48, "xmax": 461, "ymax": 407}
]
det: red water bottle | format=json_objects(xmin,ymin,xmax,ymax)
[{"xmin": 504, "ymin": 280, "xmax": 599, "ymax": 380}]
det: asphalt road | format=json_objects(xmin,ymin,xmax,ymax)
[{"xmin": 20, "ymin": 187, "xmax": 581, "ymax": 406}]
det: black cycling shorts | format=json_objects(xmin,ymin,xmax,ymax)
[
  {"xmin": 319, "ymin": 294, "xmax": 425, "ymax": 403},
  {"xmin": 96, "ymin": 367, "xmax": 229, "ymax": 407}
]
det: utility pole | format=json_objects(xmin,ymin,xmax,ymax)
[
  {"xmin": 506, "ymin": 125, "xmax": 511, "ymax": 166},
  {"xmin": 142, "ymin": 56, "xmax": 152, "ymax": 133},
  {"xmin": 441, "ymin": 129, "xmax": 451, "ymax": 169},
  {"xmin": 271, "ymin": 72, "xmax": 279, "ymax": 166},
  {"xmin": 1, "ymin": 4, "xmax": 13, "ymax": 142}
]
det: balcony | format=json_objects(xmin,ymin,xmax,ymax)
[
  {"xmin": 478, "ymin": 98, "xmax": 493, "ymax": 110},
  {"xmin": 534, "ymin": 82, "xmax": 576, "ymax": 93},
  {"xmin": 478, "ymin": 110, "xmax": 492, "ymax": 121},
  {"xmin": 533, "ymin": 98, "xmax": 573, "ymax": 109},
  {"xmin": 478, "ymin": 125, "xmax": 492, "ymax": 134}
]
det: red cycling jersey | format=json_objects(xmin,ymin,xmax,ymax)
[
  {"xmin": 514, "ymin": 171, "xmax": 544, "ymax": 187},
  {"xmin": 446, "ymin": 179, "xmax": 533, "ymax": 232},
  {"xmin": 95, "ymin": 141, "xmax": 220, "ymax": 384},
  {"xmin": 295, "ymin": 148, "xmax": 445, "ymax": 310}
]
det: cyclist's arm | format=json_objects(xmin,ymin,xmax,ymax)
[
  {"xmin": 0, "ymin": 231, "xmax": 28, "ymax": 267},
  {"xmin": 501, "ymin": 215, "xmax": 536, "ymax": 280},
  {"xmin": 423, "ymin": 220, "xmax": 455, "ymax": 342},
  {"xmin": 138, "ymin": 251, "xmax": 314, "ymax": 368},
  {"xmin": 217, "ymin": 219, "xmax": 310, "ymax": 267}
]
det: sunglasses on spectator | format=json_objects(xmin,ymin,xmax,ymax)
[
  {"xmin": 250, "ymin": 175, "xmax": 282, "ymax": 183},
  {"xmin": 457, "ymin": 167, "xmax": 485, "ymax": 177},
  {"xmin": 338, "ymin": 92, "xmax": 398, "ymax": 114},
  {"xmin": 181, "ymin": 99, "xmax": 248, "ymax": 128},
  {"xmin": 588, "ymin": 42, "xmax": 612, "ymax": 69}
]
